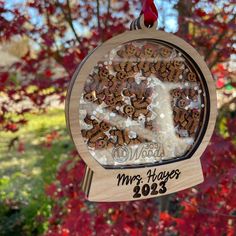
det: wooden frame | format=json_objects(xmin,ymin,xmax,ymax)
[{"xmin": 66, "ymin": 27, "xmax": 217, "ymax": 202}]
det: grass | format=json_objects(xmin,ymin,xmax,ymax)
[{"xmin": 0, "ymin": 108, "xmax": 73, "ymax": 235}]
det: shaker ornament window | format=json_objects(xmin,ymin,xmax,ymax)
[{"xmin": 66, "ymin": 1, "xmax": 216, "ymax": 202}]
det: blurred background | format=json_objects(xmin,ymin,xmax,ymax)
[{"xmin": 0, "ymin": 0, "xmax": 235, "ymax": 235}]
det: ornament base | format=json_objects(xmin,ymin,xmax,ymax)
[{"xmin": 83, "ymin": 158, "xmax": 203, "ymax": 202}]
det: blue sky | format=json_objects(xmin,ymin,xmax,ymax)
[
  {"xmin": 154, "ymin": 0, "xmax": 178, "ymax": 32},
  {"xmin": 2, "ymin": 0, "xmax": 179, "ymax": 33}
]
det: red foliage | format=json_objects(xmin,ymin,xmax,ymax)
[
  {"xmin": 0, "ymin": 0, "xmax": 137, "ymax": 132},
  {"xmin": 17, "ymin": 141, "xmax": 25, "ymax": 153},
  {"xmin": 45, "ymin": 132, "xmax": 236, "ymax": 236},
  {"xmin": 43, "ymin": 130, "xmax": 60, "ymax": 148}
]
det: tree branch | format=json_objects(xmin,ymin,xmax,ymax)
[
  {"xmin": 205, "ymin": 31, "xmax": 227, "ymax": 62},
  {"xmin": 55, "ymin": 0, "xmax": 81, "ymax": 44},
  {"xmin": 209, "ymin": 33, "xmax": 235, "ymax": 69},
  {"xmin": 104, "ymin": 0, "xmax": 111, "ymax": 29},
  {"xmin": 96, "ymin": 0, "xmax": 101, "ymax": 35},
  {"xmin": 205, "ymin": 14, "xmax": 236, "ymax": 63},
  {"xmin": 66, "ymin": 0, "xmax": 81, "ymax": 43}
]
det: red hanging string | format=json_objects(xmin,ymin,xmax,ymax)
[{"xmin": 140, "ymin": 0, "xmax": 158, "ymax": 26}]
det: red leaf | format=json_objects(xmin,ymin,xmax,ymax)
[
  {"xmin": 17, "ymin": 141, "xmax": 25, "ymax": 153},
  {"xmin": 44, "ymin": 69, "xmax": 53, "ymax": 78},
  {"xmin": 216, "ymin": 78, "xmax": 225, "ymax": 88},
  {"xmin": 227, "ymin": 118, "xmax": 236, "ymax": 137},
  {"xmin": 0, "ymin": 72, "xmax": 9, "ymax": 83},
  {"xmin": 45, "ymin": 184, "xmax": 57, "ymax": 198},
  {"xmin": 5, "ymin": 123, "xmax": 18, "ymax": 132},
  {"xmin": 195, "ymin": 9, "xmax": 206, "ymax": 17}
]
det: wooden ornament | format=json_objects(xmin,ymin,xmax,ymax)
[{"xmin": 66, "ymin": 15, "xmax": 217, "ymax": 202}]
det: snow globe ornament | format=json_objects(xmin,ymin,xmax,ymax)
[{"xmin": 66, "ymin": 15, "xmax": 216, "ymax": 202}]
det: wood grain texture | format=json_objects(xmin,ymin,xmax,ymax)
[
  {"xmin": 86, "ymin": 158, "xmax": 203, "ymax": 202},
  {"xmin": 65, "ymin": 28, "xmax": 217, "ymax": 201}
]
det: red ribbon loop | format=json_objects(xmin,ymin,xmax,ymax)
[{"xmin": 140, "ymin": 0, "xmax": 158, "ymax": 26}]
